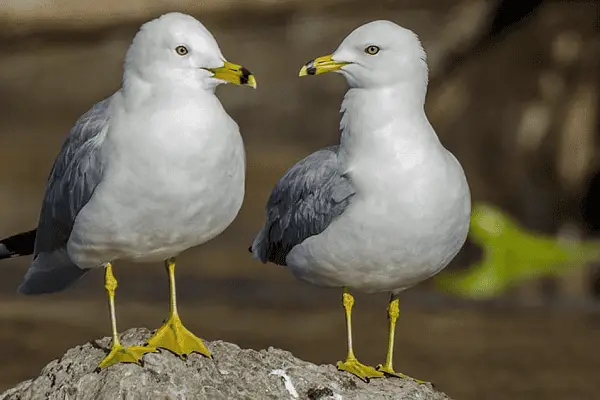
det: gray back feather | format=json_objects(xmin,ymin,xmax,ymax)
[
  {"xmin": 19, "ymin": 96, "xmax": 112, "ymax": 294},
  {"xmin": 251, "ymin": 146, "xmax": 355, "ymax": 265}
]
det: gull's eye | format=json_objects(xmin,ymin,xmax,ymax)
[
  {"xmin": 175, "ymin": 45, "xmax": 189, "ymax": 56},
  {"xmin": 364, "ymin": 45, "xmax": 380, "ymax": 55}
]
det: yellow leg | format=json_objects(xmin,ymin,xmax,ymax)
[
  {"xmin": 377, "ymin": 295, "xmax": 427, "ymax": 384},
  {"xmin": 97, "ymin": 263, "xmax": 156, "ymax": 369},
  {"xmin": 145, "ymin": 257, "xmax": 211, "ymax": 359},
  {"xmin": 336, "ymin": 287, "xmax": 383, "ymax": 382}
]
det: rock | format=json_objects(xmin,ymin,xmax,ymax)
[{"xmin": 0, "ymin": 328, "xmax": 451, "ymax": 400}]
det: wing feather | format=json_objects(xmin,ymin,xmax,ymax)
[
  {"xmin": 251, "ymin": 146, "xmax": 355, "ymax": 265},
  {"xmin": 19, "ymin": 95, "xmax": 113, "ymax": 294}
]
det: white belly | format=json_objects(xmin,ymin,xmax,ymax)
[{"xmin": 286, "ymin": 153, "xmax": 471, "ymax": 294}]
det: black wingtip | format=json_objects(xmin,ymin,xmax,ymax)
[
  {"xmin": 0, "ymin": 249, "xmax": 17, "ymax": 260},
  {"xmin": 247, "ymin": 245, "xmax": 252, "ymax": 253},
  {"xmin": 0, "ymin": 229, "xmax": 36, "ymax": 260}
]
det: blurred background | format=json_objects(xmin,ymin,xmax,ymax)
[{"xmin": 1, "ymin": 0, "xmax": 599, "ymax": 399}]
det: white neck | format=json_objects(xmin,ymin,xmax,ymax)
[
  {"xmin": 338, "ymin": 80, "xmax": 440, "ymax": 172},
  {"xmin": 121, "ymin": 71, "xmax": 216, "ymax": 111}
]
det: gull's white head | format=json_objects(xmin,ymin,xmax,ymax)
[
  {"xmin": 300, "ymin": 20, "xmax": 427, "ymax": 89},
  {"xmin": 124, "ymin": 12, "xmax": 256, "ymax": 90}
]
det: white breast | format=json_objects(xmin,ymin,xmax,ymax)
[
  {"xmin": 286, "ymin": 97, "xmax": 471, "ymax": 294},
  {"xmin": 68, "ymin": 93, "xmax": 245, "ymax": 267}
]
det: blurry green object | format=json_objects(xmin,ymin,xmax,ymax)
[{"xmin": 435, "ymin": 203, "xmax": 600, "ymax": 299}]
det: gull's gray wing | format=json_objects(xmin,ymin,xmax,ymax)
[
  {"xmin": 250, "ymin": 145, "xmax": 355, "ymax": 265},
  {"xmin": 18, "ymin": 96, "xmax": 112, "ymax": 294}
]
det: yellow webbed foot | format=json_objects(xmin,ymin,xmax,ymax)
[
  {"xmin": 146, "ymin": 314, "xmax": 211, "ymax": 359},
  {"xmin": 97, "ymin": 343, "xmax": 157, "ymax": 370},
  {"xmin": 377, "ymin": 364, "xmax": 428, "ymax": 384},
  {"xmin": 337, "ymin": 358, "xmax": 384, "ymax": 382}
]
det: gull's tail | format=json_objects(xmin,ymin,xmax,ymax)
[
  {"xmin": 18, "ymin": 249, "xmax": 89, "ymax": 295},
  {"xmin": 0, "ymin": 229, "xmax": 36, "ymax": 260},
  {"xmin": 1, "ymin": 229, "xmax": 89, "ymax": 294}
]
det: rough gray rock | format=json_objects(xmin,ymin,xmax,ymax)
[{"xmin": 1, "ymin": 328, "xmax": 451, "ymax": 400}]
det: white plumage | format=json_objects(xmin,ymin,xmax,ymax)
[
  {"xmin": 254, "ymin": 20, "xmax": 471, "ymax": 295},
  {"xmin": 9, "ymin": 12, "xmax": 254, "ymax": 295},
  {"xmin": 68, "ymin": 88, "xmax": 245, "ymax": 267},
  {"xmin": 1, "ymin": 12, "xmax": 256, "ymax": 369},
  {"xmin": 251, "ymin": 21, "xmax": 471, "ymax": 382}
]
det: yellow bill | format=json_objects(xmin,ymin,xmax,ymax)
[
  {"xmin": 207, "ymin": 61, "xmax": 257, "ymax": 88},
  {"xmin": 299, "ymin": 54, "xmax": 349, "ymax": 77}
]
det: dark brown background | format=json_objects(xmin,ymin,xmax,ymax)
[{"xmin": 1, "ymin": 1, "xmax": 599, "ymax": 399}]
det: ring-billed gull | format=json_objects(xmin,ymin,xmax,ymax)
[
  {"xmin": 0, "ymin": 12, "xmax": 256, "ymax": 369},
  {"xmin": 250, "ymin": 20, "xmax": 471, "ymax": 382}
]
